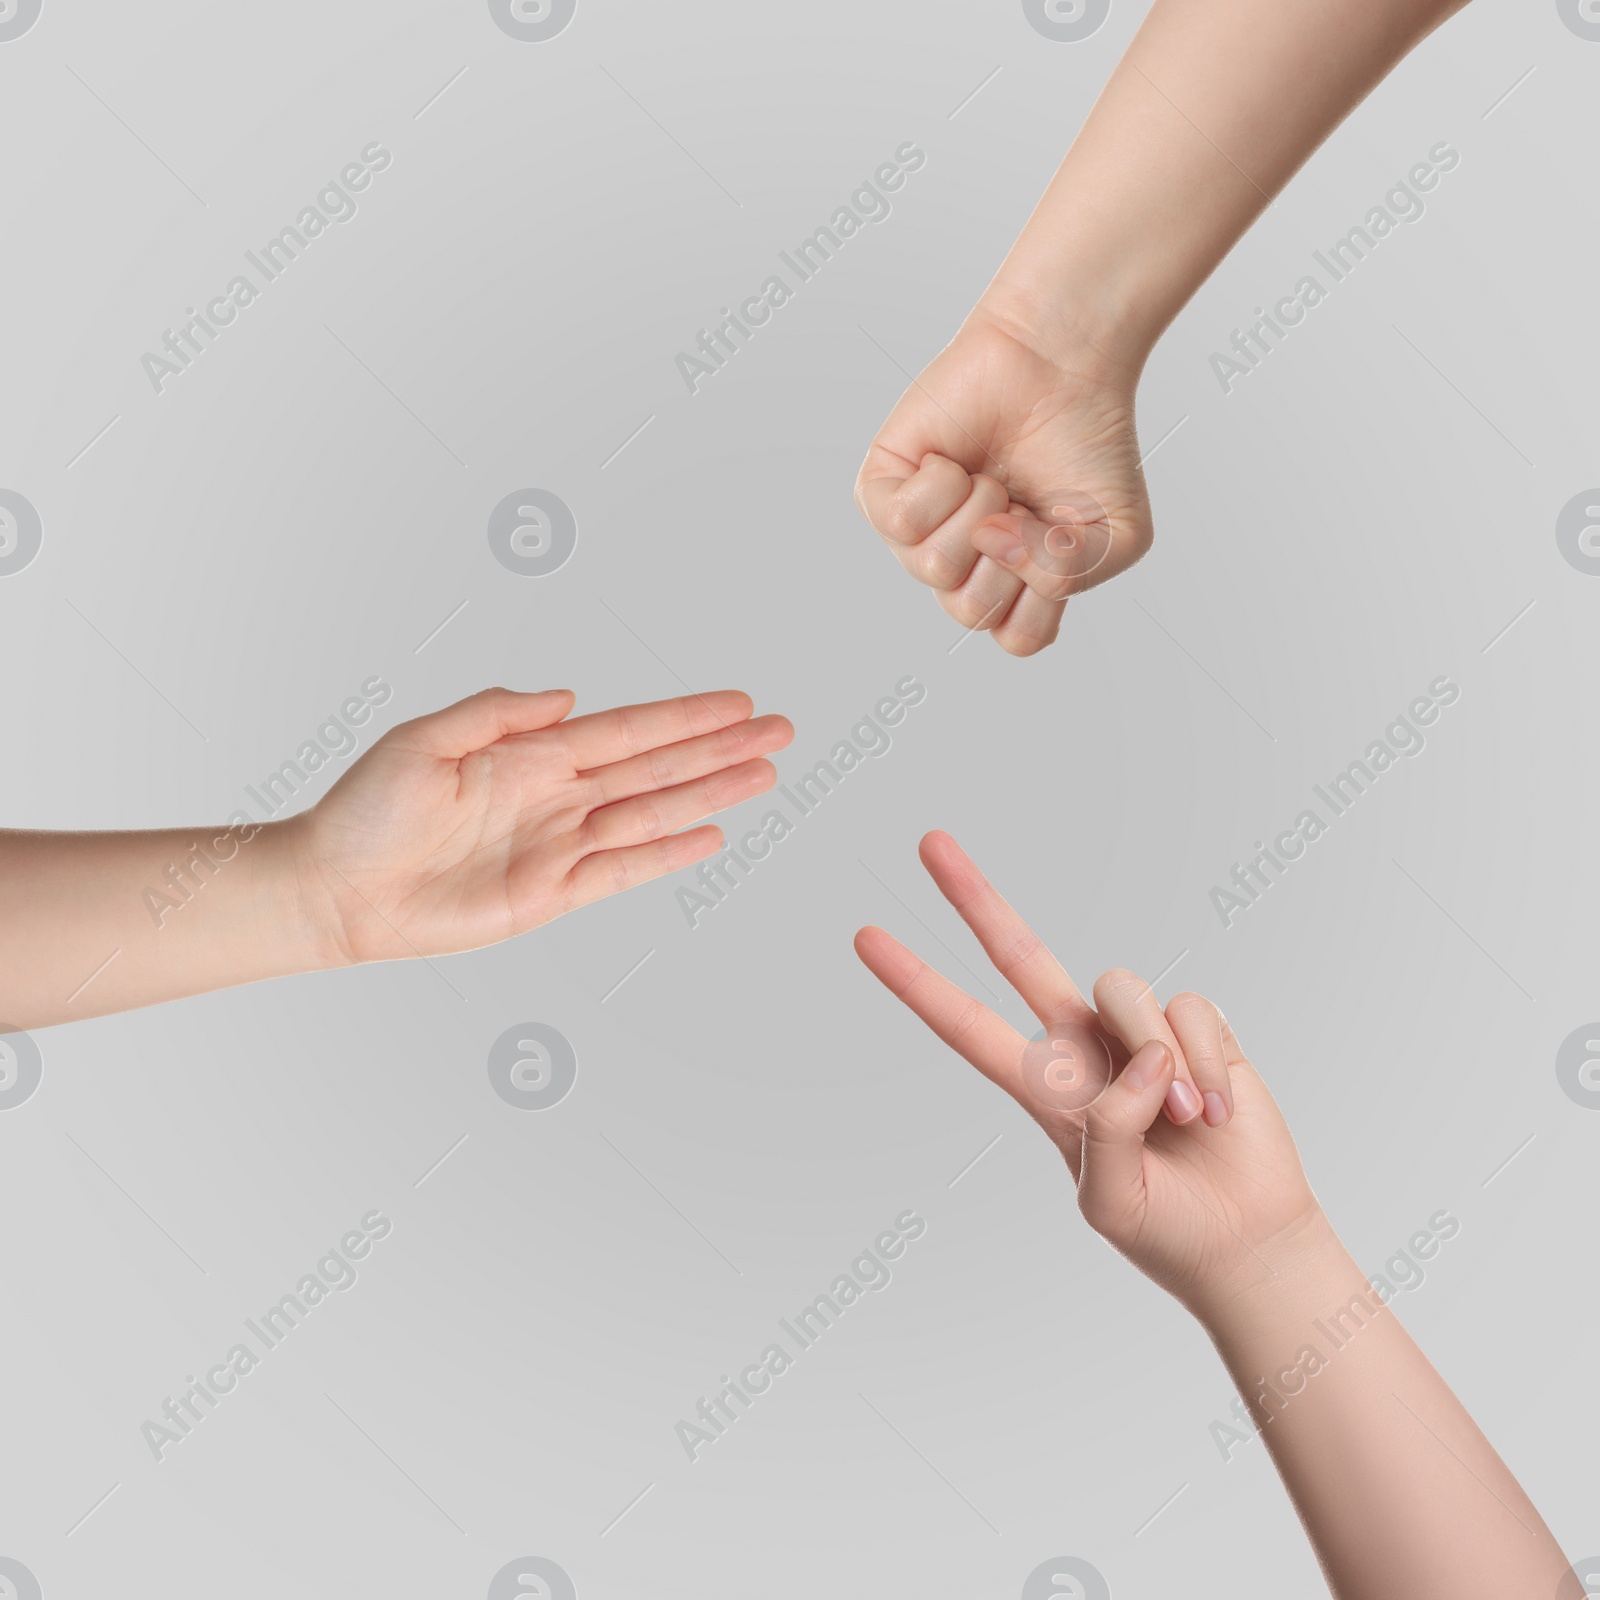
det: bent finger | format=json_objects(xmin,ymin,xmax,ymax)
[
  {"xmin": 990, "ymin": 586, "xmax": 1067, "ymax": 658},
  {"xmin": 895, "ymin": 472, "xmax": 1010, "ymax": 590},
  {"xmin": 857, "ymin": 452, "xmax": 972, "ymax": 547},
  {"xmin": 936, "ymin": 554, "xmax": 1025, "ymax": 634},
  {"xmin": 1092, "ymin": 968, "xmax": 1201, "ymax": 1126},
  {"xmin": 1166, "ymin": 992, "xmax": 1233, "ymax": 1128}
]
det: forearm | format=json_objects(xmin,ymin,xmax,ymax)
[
  {"xmin": 1194, "ymin": 1218, "xmax": 1568, "ymax": 1600},
  {"xmin": 0, "ymin": 821, "xmax": 339, "ymax": 1029},
  {"xmin": 980, "ymin": 0, "xmax": 1471, "ymax": 374}
]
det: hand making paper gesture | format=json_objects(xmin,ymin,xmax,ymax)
[{"xmin": 1, "ymin": 686, "xmax": 792, "ymax": 1029}]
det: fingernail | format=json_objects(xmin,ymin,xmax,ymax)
[
  {"xmin": 1165, "ymin": 1080, "xmax": 1201, "ymax": 1123},
  {"xmin": 1202, "ymin": 1092, "xmax": 1229, "ymax": 1128},
  {"xmin": 1123, "ymin": 1041, "xmax": 1170, "ymax": 1090},
  {"xmin": 991, "ymin": 535, "xmax": 1026, "ymax": 565}
]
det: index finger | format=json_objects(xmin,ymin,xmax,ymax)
[
  {"xmin": 917, "ymin": 830, "xmax": 1093, "ymax": 1029},
  {"xmin": 854, "ymin": 925, "xmax": 1026, "ymax": 1099},
  {"xmin": 856, "ymin": 451, "xmax": 972, "ymax": 547}
]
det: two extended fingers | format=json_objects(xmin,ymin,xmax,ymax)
[
  {"xmin": 853, "ymin": 925, "xmax": 1027, "ymax": 1100},
  {"xmin": 583, "ymin": 759, "xmax": 778, "ymax": 852},
  {"xmin": 583, "ymin": 713, "xmax": 794, "ymax": 806},
  {"xmin": 917, "ymin": 830, "xmax": 1092, "ymax": 1031}
]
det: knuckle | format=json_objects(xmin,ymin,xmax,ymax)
[
  {"xmin": 646, "ymin": 750, "xmax": 672, "ymax": 789},
  {"xmin": 949, "ymin": 592, "xmax": 996, "ymax": 630},
  {"xmin": 969, "ymin": 473, "xmax": 1009, "ymax": 515},
  {"xmin": 909, "ymin": 544, "xmax": 960, "ymax": 589},
  {"xmin": 632, "ymin": 799, "xmax": 664, "ymax": 840},
  {"xmin": 884, "ymin": 501, "xmax": 928, "ymax": 544},
  {"xmin": 945, "ymin": 997, "xmax": 985, "ymax": 1048}
]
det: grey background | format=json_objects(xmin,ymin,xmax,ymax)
[{"xmin": 2, "ymin": 1, "xmax": 1597, "ymax": 1595}]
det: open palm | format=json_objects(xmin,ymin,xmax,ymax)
[{"xmin": 294, "ymin": 687, "xmax": 791, "ymax": 964}]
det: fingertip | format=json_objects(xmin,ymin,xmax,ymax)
[
  {"xmin": 1165, "ymin": 1079, "xmax": 1203, "ymax": 1125},
  {"xmin": 710, "ymin": 690, "xmax": 755, "ymax": 722},
  {"xmin": 1201, "ymin": 1091, "xmax": 1230, "ymax": 1128},
  {"xmin": 854, "ymin": 924, "xmax": 904, "ymax": 973},
  {"xmin": 678, "ymin": 823, "xmax": 724, "ymax": 864},
  {"xmin": 917, "ymin": 830, "xmax": 969, "ymax": 882}
]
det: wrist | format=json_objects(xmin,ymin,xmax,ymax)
[
  {"xmin": 1184, "ymin": 1208, "xmax": 1354, "ymax": 1340},
  {"xmin": 975, "ymin": 259, "xmax": 1156, "ymax": 389},
  {"xmin": 257, "ymin": 815, "xmax": 355, "ymax": 974}
]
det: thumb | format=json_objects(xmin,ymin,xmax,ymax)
[
  {"xmin": 388, "ymin": 687, "xmax": 575, "ymax": 759},
  {"xmin": 1077, "ymin": 1041, "xmax": 1174, "ymax": 1245},
  {"xmin": 971, "ymin": 488, "xmax": 1118, "ymax": 602}
]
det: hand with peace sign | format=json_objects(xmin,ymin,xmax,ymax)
[{"xmin": 856, "ymin": 830, "xmax": 1327, "ymax": 1314}]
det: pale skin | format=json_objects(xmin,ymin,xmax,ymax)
[
  {"xmin": 856, "ymin": 833, "xmax": 1576, "ymax": 1600},
  {"xmin": 856, "ymin": 0, "xmax": 1473, "ymax": 654},
  {"xmin": 1, "ymin": 686, "xmax": 792, "ymax": 1031}
]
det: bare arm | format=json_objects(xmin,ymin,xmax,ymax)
[
  {"xmin": 985, "ymin": 0, "xmax": 1473, "ymax": 371},
  {"xmin": 858, "ymin": 0, "xmax": 1474, "ymax": 653},
  {"xmin": 1196, "ymin": 1219, "xmax": 1564, "ymax": 1599},
  {"xmin": 856, "ymin": 832, "xmax": 1575, "ymax": 1600},
  {"xmin": 1, "ymin": 687, "xmax": 792, "ymax": 1031}
]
